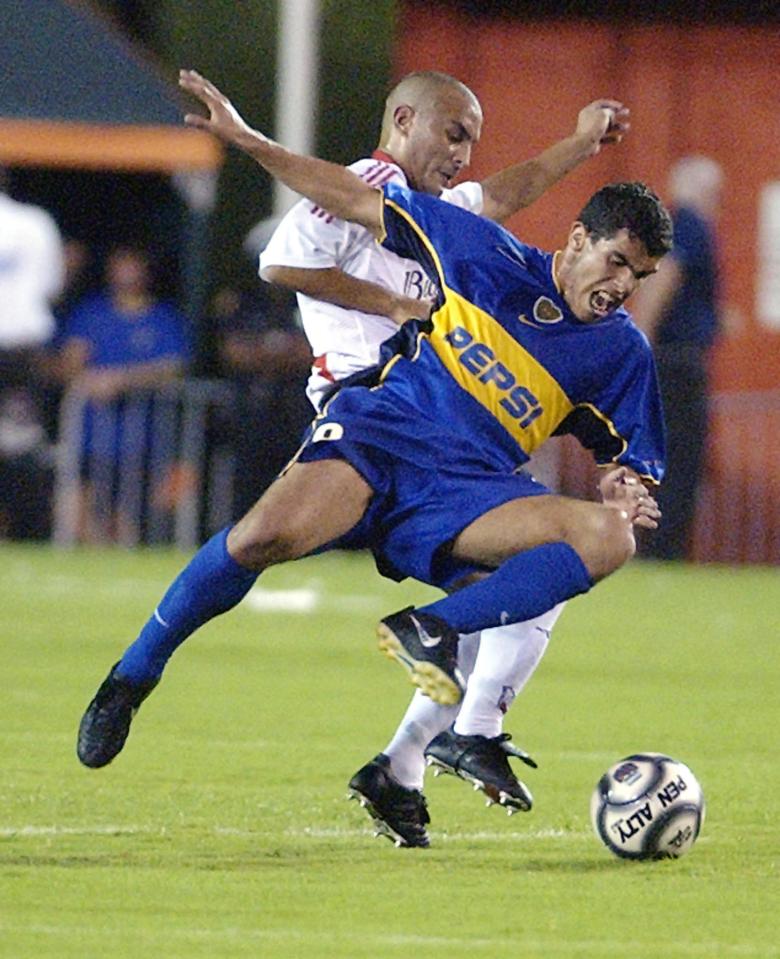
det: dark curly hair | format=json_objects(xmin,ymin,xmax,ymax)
[{"xmin": 578, "ymin": 182, "xmax": 673, "ymax": 258}]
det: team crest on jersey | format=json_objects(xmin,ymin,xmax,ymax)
[{"xmin": 533, "ymin": 297, "xmax": 563, "ymax": 324}]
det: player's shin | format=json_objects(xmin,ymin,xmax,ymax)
[
  {"xmin": 418, "ymin": 543, "xmax": 590, "ymax": 635},
  {"xmin": 116, "ymin": 526, "xmax": 259, "ymax": 684},
  {"xmin": 454, "ymin": 604, "xmax": 564, "ymax": 738}
]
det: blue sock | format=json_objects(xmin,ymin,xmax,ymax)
[
  {"xmin": 419, "ymin": 542, "xmax": 593, "ymax": 634},
  {"xmin": 117, "ymin": 527, "xmax": 258, "ymax": 684}
]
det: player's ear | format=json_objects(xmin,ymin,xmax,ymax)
[
  {"xmin": 568, "ymin": 222, "xmax": 589, "ymax": 253},
  {"xmin": 393, "ymin": 104, "xmax": 416, "ymax": 135}
]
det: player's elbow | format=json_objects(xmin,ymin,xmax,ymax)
[{"xmin": 260, "ymin": 264, "xmax": 293, "ymax": 287}]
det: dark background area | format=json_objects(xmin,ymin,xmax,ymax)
[
  {"xmin": 437, "ymin": 0, "xmax": 780, "ymax": 23},
  {"xmin": 7, "ymin": 0, "xmax": 775, "ymax": 366},
  {"xmin": 8, "ymin": 0, "xmax": 395, "ymax": 351}
]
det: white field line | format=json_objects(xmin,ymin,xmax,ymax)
[
  {"xmin": 291, "ymin": 825, "xmax": 592, "ymax": 842},
  {"xmin": 242, "ymin": 587, "xmax": 319, "ymax": 613},
  {"xmin": 0, "ymin": 824, "xmax": 161, "ymax": 838},
  {"xmin": 4, "ymin": 569, "xmax": 385, "ymax": 613},
  {"xmin": 4, "ymin": 566, "xmax": 381, "ymax": 614},
  {"xmin": 1, "ymin": 823, "xmax": 586, "ymax": 843},
  {"xmin": 0, "ymin": 923, "xmax": 774, "ymax": 956},
  {"xmin": 242, "ymin": 585, "xmax": 378, "ymax": 614},
  {"xmin": 2, "ymin": 822, "xmax": 712, "ymax": 848}
]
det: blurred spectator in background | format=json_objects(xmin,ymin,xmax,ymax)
[
  {"xmin": 56, "ymin": 245, "xmax": 190, "ymax": 542},
  {"xmin": 55, "ymin": 239, "xmax": 93, "ymax": 322},
  {"xmin": 633, "ymin": 155, "xmax": 724, "ymax": 560},
  {"xmin": 38, "ymin": 238, "xmax": 95, "ymax": 442},
  {"xmin": 0, "ymin": 166, "xmax": 64, "ymax": 540},
  {"xmin": 214, "ymin": 284, "xmax": 312, "ymax": 518}
]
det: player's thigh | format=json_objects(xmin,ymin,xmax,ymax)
[
  {"xmin": 451, "ymin": 493, "xmax": 621, "ymax": 569},
  {"xmin": 228, "ymin": 458, "xmax": 372, "ymax": 566}
]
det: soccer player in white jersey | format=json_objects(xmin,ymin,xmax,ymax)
[{"xmin": 258, "ymin": 72, "xmax": 630, "ymax": 846}]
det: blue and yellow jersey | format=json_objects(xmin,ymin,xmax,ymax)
[{"xmin": 377, "ymin": 182, "xmax": 665, "ymax": 485}]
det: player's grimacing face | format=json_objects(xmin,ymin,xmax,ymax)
[
  {"xmin": 565, "ymin": 227, "xmax": 661, "ymax": 323},
  {"xmin": 402, "ymin": 89, "xmax": 483, "ymax": 195}
]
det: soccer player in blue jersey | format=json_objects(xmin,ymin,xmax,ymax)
[
  {"xmin": 78, "ymin": 72, "xmax": 668, "ymax": 844},
  {"xmin": 260, "ymin": 70, "xmax": 631, "ymax": 845}
]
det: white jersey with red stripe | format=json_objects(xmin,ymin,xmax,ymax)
[{"xmin": 259, "ymin": 150, "xmax": 484, "ymax": 408}]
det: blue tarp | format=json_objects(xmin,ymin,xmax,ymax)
[{"xmin": 0, "ymin": 0, "xmax": 183, "ymax": 126}]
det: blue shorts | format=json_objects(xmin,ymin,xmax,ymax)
[{"xmin": 297, "ymin": 386, "xmax": 549, "ymax": 590}]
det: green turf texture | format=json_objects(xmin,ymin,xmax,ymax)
[{"xmin": 1, "ymin": 545, "xmax": 778, "ymax": 958}]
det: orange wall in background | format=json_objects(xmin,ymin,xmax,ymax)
[{"xmin": 394, "ymin": 6, "xmax": 780, "ymax": 393}]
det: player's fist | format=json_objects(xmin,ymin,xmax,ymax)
[{"xmin": 576, "ymin": 99, "xmax": 630, "ymax": 153}]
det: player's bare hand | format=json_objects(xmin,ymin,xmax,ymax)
[
  {"xmin": 179, "ymin": 69, "xmax": 257, "ymax": 149},
  {"xmin": 576, "ymin": 99, "xmax": 630, "ymax": 154},
  {"xmin": 599, "ymin": 466, "xmax": 661, "ymax": 530},
  {"xmin": 388, "ymin": 294, "xmax": 434, "ymax": 326}
]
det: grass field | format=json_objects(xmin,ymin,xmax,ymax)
[{"xmin": 1, "ymin": 545, "xmax": 778, "ymax": 958}]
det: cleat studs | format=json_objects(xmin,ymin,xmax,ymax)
[
  {"xmin": 359, "ymin": 798, "xmax": 368, "ymax": 808},
  {"xmin": 433, "ymin": 767, "xmax": 444, "ymax": 777},
  {"xmin": 473, "ymin": 782, "xmax": 481, "ymax": 791},
  {"xmin": 506, "ymin": 806, "xmax": 517, "ymax": 817},
  {"xmin": 485, "ymin": 798, "xmax": 495, "ymax": 807}
]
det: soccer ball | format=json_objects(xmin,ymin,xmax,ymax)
[{"xmin": 590, "ymin": 753, "xmax": 705, "ymax": 860}]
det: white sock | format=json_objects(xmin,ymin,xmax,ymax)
[
  {"xmin": 453, "ymin": 603, "xmax": 564, "ymax": 739},
  {"xmin": 384, "ymin": 631, "xmax": 480, "ymax": 789}
]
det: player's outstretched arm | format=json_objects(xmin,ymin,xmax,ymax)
[
  {"xmin": 480, "ymin": 99, "xmax": 630, "ymax": 224},
  {"xmin": 179, "ymin": 69, "xmax": 383, "ymax": 235}
]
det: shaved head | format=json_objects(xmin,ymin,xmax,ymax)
[
  {"xmin": 380, "ymin": 71, "xmax": 482, "ymax": 143},
  {"xmin": 377, "ymin": 71, "xmax": 483, "ymax": 195}
]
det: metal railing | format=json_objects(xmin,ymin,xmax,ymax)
[
  {"xmin": 53, "ymin": 381, "xmax": 780, "ymax": 564},
  {"xmin": 52, "ymin": 380, "xmax": 234, "ymax": 548}
]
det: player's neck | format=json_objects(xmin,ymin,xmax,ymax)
[{"xmin": 551, "ymin": 250, "xmax": 565, "ymax": 295}]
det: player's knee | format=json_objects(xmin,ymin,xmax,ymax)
[
  {"xmin": 227, "ymin": 514, "xmax": 307, "ymax": 570},
  {"xmin": 587, "ymin": 505, "xmax": 636, "ymax": 579}
]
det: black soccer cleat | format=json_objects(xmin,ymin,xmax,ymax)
[
  {"xmin": 77, "ymin": 663, "xmax": 158, "ymax": 768},
  {"xmin": 347, "ymin": 754, "xmax": 431, "ymax": 848},
  {"xmin": 424, "ymin": 728, "xmax": 537, "ymax": 814},
  {"xmin": 377, "ymin": 607, "xmax": 464, "ymax": 706}
]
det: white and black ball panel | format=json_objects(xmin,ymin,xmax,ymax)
[
  {"xmin": 591, "ymin": 753, "xmax": 705, "ymax": 861},
  {"xmin": 643, "ymin": 802, "xmax": 704, "ymax": 859}
]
